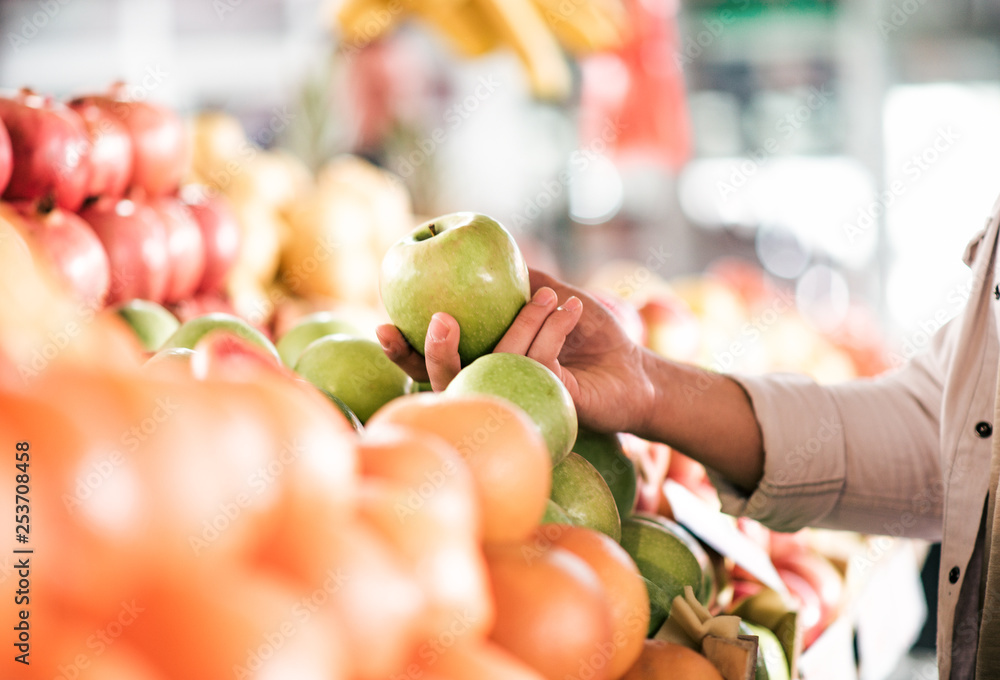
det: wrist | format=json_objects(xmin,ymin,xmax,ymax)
[{"xmin": 633, "ymin": 348, "xmax": 670, "ymax": 440}]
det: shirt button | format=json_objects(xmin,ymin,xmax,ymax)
[
  {"xmin": 949, "ymin": 566, "xmax": 961, "ymax": 584},
  {"xmin": 976, "ymin": 422, "xmax": 993, "ymax": 438}
]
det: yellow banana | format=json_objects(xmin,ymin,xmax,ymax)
[
  {"xmin": 336, "ymin": 0, "xmax": 405, "ymax": 47},
  {"xmin": 532, "ymin": 0, "xmax": 623, "ymax": 53},
  {"xmin": 411, "ymin": 0, "xmax": 501, "ymax": 56},
  {"xmin": 473, "ymin": 0, "xmax": 571, "ymax": 100}
]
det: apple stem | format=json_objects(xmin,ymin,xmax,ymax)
[{"xmin": 428, "ymin": 223, "xmax": 438, "ymax": 236}]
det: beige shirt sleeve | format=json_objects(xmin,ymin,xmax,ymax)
[{"xmin": 709, "ymin": 324, "xmax": 948, "ymax": 539}]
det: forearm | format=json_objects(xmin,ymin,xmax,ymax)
[{"xmin": 633, "ymin": 350, "xmax": 764, "ymax": 491}]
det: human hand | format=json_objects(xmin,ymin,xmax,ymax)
[{"xmin": 375, "ymin": 269, "xmax": 656, "ymax": 435}]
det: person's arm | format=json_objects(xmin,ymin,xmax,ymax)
[{"xmin": 377, "ymin": 268, "xmax": 765, "ymax": 489}]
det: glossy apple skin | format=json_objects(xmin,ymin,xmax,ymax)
[
  {"xmin": 149, "ymin": 196, "xmax": 206, "ymax": 304},
  {"xmin": 293, "ymin": 336, "xmax": 412, "ymax": 424},
  {"xmin": 0, "ymin": 90, "xmax": 91, "ymax": 211},
  {"xmin": 379, "ymin": 212, "xmax": 530, "ymax": 366},
  {"xmin": 79, "ymin": 196, "xmax": 170, "ymax": 304},
  {"xmin": 114, "ymin": 299, "xmax": 179, "ymax": 352},
  {"xmin": 275, "ymin": 312, "xmax": 362, "ymax": 368},
  {"xmin": 160, "ymin": 313, "xmax": 279, "ymax": 363},
  {"xmin": 445, "ymin": 352, "xmax": 577, "ymax": 465},
  {"xmin": 7, "ymin": 200, "xmax": 110, "ymax": 305},
  {"xmin": 70, "ymin": 87, "xmax": 188, "ymax": 197},
  {"xmin": 66, "ymin": 97, "xmax": 134, "ymax": 200},
  {"xmin": 181, "ymin": 189, "xmax": 241, "ymax": 294},
  {"xmin": 0, "ymin": 118, "xmax": 12, "ymax": 194}
]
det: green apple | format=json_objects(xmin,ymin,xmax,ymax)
[
  {"xmin": 276, "ymin": 312, "xmax": 363, "ymax": 367},
  {"xmin": 541, "ymin": 498, "xmax": 575, "ymax": 525},
  {"xmin": 444, "ymin": 353, "xmax": 577, "ymax": 464},
  {"xmin": 380, "ymin": 212, "xmax": 531, "ymax": 366},
  {"xmin": 740, "ymin": 621, "xmax": 790, "ymax": 680},
  {"xmin": 619, "ymin": 516, "xmax": 709, "ymax": 634},
  {"xmin": 115, "ymin": 299, "xmax": 180, "ymax": 352},
  {"xmin": 550, "ymin": 451, "xmax": 621, "ymax": 541},
  {"xmin": 572, "ymin": 428, "xmax": 637, "ymax": 519},
  {"xmin": 321, "ymin": 389, "xmax": 365, "ymax": 432},
  {"xmin": 142, "ymin": 347, "xmax": 195, "ymax": 376},
  {"xmin": 294, "ymin": 336, "xmax": 412, "ymax": 423},
  {"xmin": 630, "ymin": 513, "xmax": 713, "ymax": 605},
  {"xmin": 161, "ymin": 313, "xmax": 279, "ymax": 362}
]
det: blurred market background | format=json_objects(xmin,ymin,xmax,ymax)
[{"xmin": 2, "ymin": 1, "xmax": 997, "ymax": 677}]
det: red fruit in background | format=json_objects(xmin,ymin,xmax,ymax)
[
  {"xmin": 773, "ymin": 551, "xmax": 844, "ymax": 638},
  {"xmin": 169, "ymin": 292, "xmax": 239, "ymax": 324},
  {"xmin": 666, "ymin": 450, "xmax": 708, "ymax": 489},
  {"xmin": 0, "ymin": 118, "xmax": 12, "ymax": 194},
  {"xmin": 66, "ymin": 96, "xmax": 134, "ymax": 200},
  {"xmin": 72, "ymin": 83, "xmax": 188, "ymax": 197},
  {"xmin": 79, "ymin": 196, "xmax": 170, "ymax": 304},
  {"xmin": 769, "ymin": 529, "xmax": 811, "ymax": 562},
  {"xmin": 637, "ymin": 294, "xmax": 701, "ymax": 362},
  {"xmin": 777, "ymin": 568, "xmax": 825, "ymax": 649},
  {"xmin": 7, "ymin": 198, "xmax": 109, "ymax": 304},
  {"xmin": 0, "ymin": 89, "xmax": 91, "ymax": 210},
  {"xmin": 180, "ymin": 186, "xmax": 241, "ymax": 294},
  {"xmin": 149, "ymin": 195, "xmax": 205, "ymax": 303},
  {"xmin": 590, "ymin": 288, "xmax": 646, "ymax": 345}
]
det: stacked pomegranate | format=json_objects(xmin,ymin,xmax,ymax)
[{"xmin": 0, "ymin": 85, "xmax": 240, "ymax": 310}]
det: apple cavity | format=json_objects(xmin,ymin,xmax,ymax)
[
  {"xmin": 79, "ymin": 195, "xmax": 170, "ymax": 304},
  {"xmin": 0, "ymin": 89, "xmax": 92, "ymax": 211},
  {"xmin": 8, "ymin": 198, "xmax": 110, "ymax": 304},
  {"xmin": 379, "ymin": 212, "xmax": 531, "ymax": 366}
]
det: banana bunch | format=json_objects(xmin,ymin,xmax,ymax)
[{"xmin": 328, "ymin": 0, "xmax": 629, "ymax": 100}]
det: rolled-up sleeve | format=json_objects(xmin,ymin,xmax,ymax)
[{"xmin": 709, "ymin": 331, "xmax": 946, "ymax": 539}]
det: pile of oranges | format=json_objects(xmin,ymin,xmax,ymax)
[{"xmin": 0, "ymin": 300, "xmax": 663, "ymax": 679}]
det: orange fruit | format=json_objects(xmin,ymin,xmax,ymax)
[
  {"xmin": 357, "ymin": 424, "xmax": 480, "ymax": 541},
  {"xmin": 533, "ymin": 524, "xmax": 650, "ymax": 679},
  {"xmin": 621, "ymin": 640, "xmax": 723, "ymax": 680},
  {"xmin": 259, "ymin": 519, "xmax": 425, "ymax": 680},
  {"xmin": 428, "ymin": 639, "xmax": 547, "ymax": 680},
  {"xmin": 485, "ymin": 541, "xmax": 613, "ymax": 680},
  {"xmin": 358, "ymin": 478, "xmax": 494, "ymax": 641},
  {"xmin": 123, "ymin": 569, "xmax": 346, "ymax": 680},
  {"xmin": 368, "ymin": 393, "xmax": 551, "ymax": 543}
]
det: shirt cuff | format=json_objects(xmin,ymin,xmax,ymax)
[{"xmin": 706, "ymin": 372, "xmax": 848, "ymax": 532}]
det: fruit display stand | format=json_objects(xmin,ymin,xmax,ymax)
[{"xmin": 0, "ymin": 33, "xmax": 926, "ymax": 678}]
